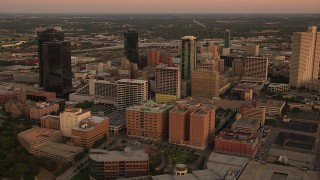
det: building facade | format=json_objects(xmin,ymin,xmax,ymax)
[
  {"xmin": 37, "ymin": 28, "xmax": 64, "ymax": 87},
  {"xmin": 40, "ymin": 115, "xmax": 60, "ymax": 130},
  {"xmin": 155, "ymin": 64, "xmax": 181, "ymax": 103},
  {"xmin": 169, "ymin": 105, "xmax": 215, "ymax": 149},
  {"xmin": 126, "ymin": 101, "xmax": 173, "ymax": 140},
  {"xmin": 89, "ymin": 148, "xmax": 149, "ymax": 179},
  {"xmin": 124, "ymin": 30, "xmax": 139, "ymax": 66},
  {"xmin": 72, "ymin": 116, "xmax": 109, "ymax": 148},
  {"xmin": 117, "ymin": 79, "xmax": 148, "ymax": 111},
  {"xmin": 191, "ymin": 69, "xmax": 220, "ymax": 98},
  {"xmin": 243, "ymin": 57, "xmax": 268, "ymax": 81},
  {"xmin": 181, "ymin": 36, "xmax": 197, "ymax": 80},
  {"xmin": 214, "ymin": 130, "xmax": 261, "ymax": 159},
  {"xmin": 42, "ymin": 40, "xmax": 72, "ymax": 98},
  {"xmin": 60, "ymin": 108, "xmax": 91, "ymax": 137},
  {"xmin": 29, "ymin": 102, "xmax": 59, "ymax": 120}
]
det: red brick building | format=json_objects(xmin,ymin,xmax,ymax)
[
  {"xmin": 214, "ymin": 130, "xmax": 261, "ymax": 159},
  {"xmin": 72, "ymin": 116, "xmax": 109, "ymax": 148},
  {"xmin": 89, "ymin": 147, "xmax": 149, "ymax": 179},
  {"xmin": 169, "ymin": 105, "xmax": 215, "ymax": 149}
]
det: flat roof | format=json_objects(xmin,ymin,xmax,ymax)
[
  {"xmin": 239, "ymin": 161, "xmax": 320, "ymax": 180},
  {"xmin": 18, "ymin": 128, "xmax": 61, "ymax": 144},
  {"xmin": 126, "ymin": 100, "xmax": 173, "ymax": 113},
  {"xmin": 89, "ymin": 148, "xmax": 149, "ymax": 162},
  {"xmin": 35, "ymin": 142, "xmax": 83, "ymax": 158},
  {"xmin": 117, "ymin": 79, "xmax": 147, "ymax": 84},
  {"xmin": 232, "ymin": 118, "xmax": 260, "ymax": 127},
  {"xmin": 206, "ymin": 152, "xmax": 248, "ymax": 179},
  {"xmin": 73, "ymin": 116, "xmax": 107, "ymax": 131}
]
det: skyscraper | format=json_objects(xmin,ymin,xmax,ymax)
[
  {"xmin": 37, "ymin": 28, "xmax": 64, "ymax": 87},
  {"xmin": 124, "ymin": 30, "xmax": 139, "ymax": 66},
  {"xmin": 181, "ymin": 36, "xmax": 197, "ymax": 80},
  {"xmin": 224, "ymin": 29, "xmax": 231, "ymax": 48},
  {"xmin": 290, "ymin": 26, "xmax": 320, "ymax": 88},
  {"xmin": 42, "ymin": 40, "xmax": 73, "ymax": 98}
]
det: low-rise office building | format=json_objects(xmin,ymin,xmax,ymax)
[
  {"xmin": 89, "ymin": 147, "xmax": 149, "ymax": 179},
  {"xmin": 214, "ymin": 130, "xmax": 261, "ymax": 159},
  {"xmin": 72, "ymin": 116, "xmax": 109, "ymax": 148},
  {"xmin": 259, "ymin": 100, "xmax": 286, "ymax": 116},
  {"xmin": 40, "ymin": 115, "xmax": 60, "ymax": 130},
  {"xmin": 267, "ymin": 83, "xmax": 290, "ymax": 93},
  {"xmin": 17, "ymin": 127, "xmax": 83, "ymax": 163},
  {"xmin": 29, "ymin": 102, "xmax": 59, "ymax": 120}
]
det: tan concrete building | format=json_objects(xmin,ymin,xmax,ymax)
[
  {"xmin": 155, "ymin": 64, "xmax": 181, "ymax": 103},
  {"xmin": 245, "ymin": 44, "xmax": 259, "ymax": 56},
  {"xmin": 60, "ymin": 108, "xmax": 91, "ymax": 137},
  {"xmin": 232, "ymin": 59, "xmax": 243, "ymax": 76},
  {"xmin": 258, "ymin": 100, "xmax": 286, "ymax": 116},
  {"xmin": 29, "ymin": 102, "xmax": 59, "ymax": 120},
  {"xmin": 200, "ymin": 44, "xmax": 219, "ymax": 59},
  {"xmin": 126, "ymin": 101, "xmax": 173, "ymax": 140},
  {"xmin": 243, "ymin": 57, "xmax": 268, "ymax": 80},
  {"xmin": 117, "ymin": 79, "xmax": 148, "ymax": 111},
  {"xmin": 240, "ymin": 101, "xmax": 266, "ymax": 126},
  {"xmin": 267, "ymin": 83, "xmax": 291, "ymax": 92},
  {"xmin": 192, "ymin": 69, "xmax": 220, "ymax": 98},
  {"xmin": 41, "ymin": 115, "xmax": 60, "ymax": 130},
  {"xmin": 72, "ymin": 116, "xmax": 109, "ymax": 148},
  {"xmin": 200, "ymin": 60, "xmax": 219, "ymax": 71},
  {"xmin": 290, "ymin": 26, "xmax": 320, "ymax": 88}
]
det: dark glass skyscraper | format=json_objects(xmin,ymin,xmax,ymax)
[
  {"xmin": 37, "ymin": 29, "xmax": 64, "ymax": 87},
  {"xmin": 124, "ymin": 30, "xmax": 139, "ymax": 66},
  {"xmin": 42, "ymin": 41, "xmax": 72, "ymax": 99},
  {"xmin": 224, "ymin": 29, "xmax": 231, "ymax": 48},
  {"xmin": 181, "ymin": 36, "xmax": 197, "ymax": 80}
]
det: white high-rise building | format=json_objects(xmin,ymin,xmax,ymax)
[
  {"xmin": 60, "ymin": 108, "xmax": 91, "ymax": 137},
  {"xmin": 155, "ymin": 64, "xmax": 181, "ymax": 103},
  {"xmin": 117, "ymin": 79, "xmax": 148, "ymax": 111},
  {"xmin": 290, "ymin": 26, "xmax": 320, "ymax": 88}
]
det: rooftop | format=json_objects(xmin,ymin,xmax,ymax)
[
  {"xmin": 89, "ymin": 147, "xmax": 149, "ymax": 162},
  {"xmin": 18, "ymin": 127, "xmax": 61, "ymax": 144},
  {"xmin": 35, "ymin": 142, "xmax": 83, "ymax": 158},
  {"xmin": 126, "ymin": 100, "xmax": 173, "ymax": 113},
  {"xmin": 117, "ymin": 79, "xmax": 147, "ymax": 84},
  {"xmin": 216, "ymin": 129, "xmax": 259, "ymax": 143},
  {"xmin": 239, "ymin": 161, "xmax": 320, "ymax": 180},
  {"xmin": 73, "ymin": 116, "xmax": 107, "ymax": 131},
  {"xmin": 232, "ymin": 118, "xmax": 260, "ymax": 128}
]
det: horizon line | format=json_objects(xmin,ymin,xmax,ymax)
[{"xmin": 0, "ymin": 12, "xmax": 320, "ymax": 15}]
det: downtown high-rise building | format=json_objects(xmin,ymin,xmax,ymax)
[
  {"xmin": 243, "ymin": 57, "xmax": 268, "ymax": 81},
  {"xmin": 42, "ymin": 40, "xmax": 73, "ymax": 98},
  {"xmin": 290, "ymin": 26, "xmax": 320, "ymax": 88},
  {"xmin": 37, "ymin": 28, "xmax": 64, "ymax": 87},
  {"xmin": 116, "ymin": 79, "xmax": 148, "ymax": 111},
  {"xmin": 224, "ymin": 29, "xmax": 231, "ymax": 48},
  {"xmin": 191, "ymin": 69, "xmax": 220, "ymax": 98},
  {"xmin": 181, "ymin": 36, "xmax": 197, "ymax": 80},
  {"xmin": 155, "ymin": 64, "xmax": 181, "ymax": 103},
  {"xmin": 124, "ymin": 30, "xmax": 139, "ymax": 66}
]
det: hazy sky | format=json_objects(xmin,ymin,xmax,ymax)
[{"xmin": 1, "ymin": 0, "xmax": 320, "ymax": 14}]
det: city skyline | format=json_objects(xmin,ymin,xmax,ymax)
[{"xmin": 1, "ymin": 0, "xmax": 320, "ymax": 14}]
